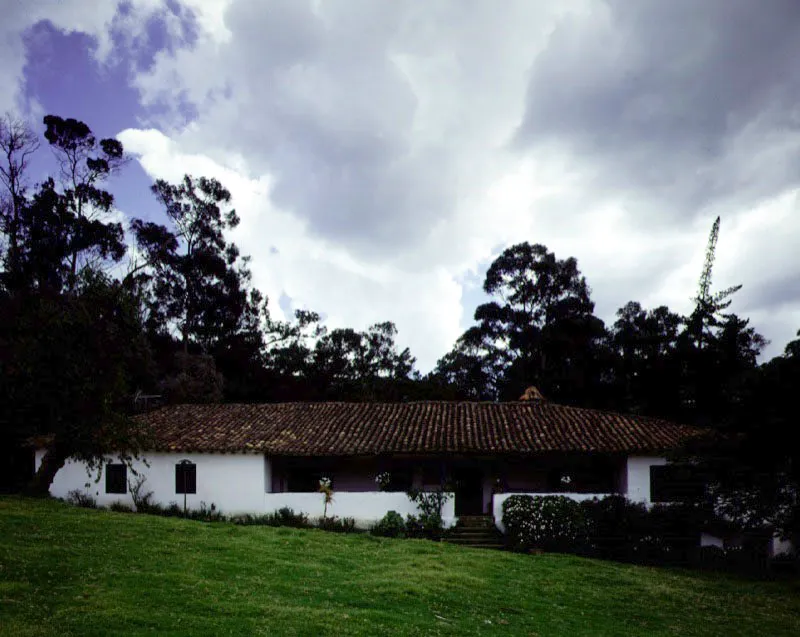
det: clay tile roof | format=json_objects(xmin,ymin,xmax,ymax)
[{"xmin": 135, "ymin": 401, "xmax": 702, "ymax": 456}]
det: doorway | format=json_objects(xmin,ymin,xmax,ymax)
[{"xmin": 454, "ymin": 466, "xmax": 484, "ymax": 515}]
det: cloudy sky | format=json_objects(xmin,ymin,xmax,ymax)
[{"xmin": 4, "ymin": 0, "xmax": 800, "ymax": 370}]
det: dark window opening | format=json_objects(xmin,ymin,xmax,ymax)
[
  {"xmin": 176, "ymin": 463, "xmax": 197, "ymax": 494},
  {"xmin": 421, "ymin": 462, "xmax": 444, "ymax": 487},
  {"xmin": 387, "ymin": 469, "xmax": 413, "ymax": 492},
  {"xmin": 650, "ymin": 465, "xmax": 705, "ymax": 503},
  {"xmin": 545, "ymin": 461, "xmax": 617, "ymax": 493},
  {"xmin": 106, "ymin": 463, "xmax": 127, "ymax": 494},
  {"xmin": 285, "ymin": 470, "xmax": 330, "ymax": 493}
]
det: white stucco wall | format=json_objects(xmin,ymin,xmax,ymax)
[
  {"xmin": 37, "ymin": 450, "xmax": 455, "ymax": 527},
  {"xmin": 35, "ymin": 450, "xmax": 267, "ymax": 515},
  {"xmin": 625, "ymin": 456, "xmax": 667, "ymax": 505},
  {"xmin": 700, "ymin": 533, "xmax": 725, "ymax": 549},
  {"xmin": 264, "ymin": 491, "xmax": 456, "ymax": 529},
  {"xmin": 771, "ymin": 535, "xmax": 795, "ymax": 557}
]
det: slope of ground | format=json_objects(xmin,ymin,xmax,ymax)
[{"xmin": 0, "ymin": 497, "xmax": 798, "ymax": 636}]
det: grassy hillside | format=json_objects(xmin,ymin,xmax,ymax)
[{"xmin": 0, "ymin": 498, "xmax": 798, "ymax": 636}]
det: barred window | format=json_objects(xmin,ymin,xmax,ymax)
[{"xmin": 176, "ymin": 463, "xmax": 197, "ymax": 494}]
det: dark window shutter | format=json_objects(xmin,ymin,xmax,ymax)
[
  {"xmin": 106, "ymin": 464, "xmax": 127, "ymax": 494},
  {"xmin": 176, "ymin": 463, "xmax": 197, "ymax": 494}
]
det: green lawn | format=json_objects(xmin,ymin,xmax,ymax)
[{"xmin": 0, "ymin": 498, "xmax": 798, "ymax": 637}]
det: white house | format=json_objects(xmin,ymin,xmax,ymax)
[{"xmin": 38, "ymin": 391, "xmax": 702, "ymax": 531}]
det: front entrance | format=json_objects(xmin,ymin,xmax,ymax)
[{"xmin": 454, "ymin": 467, "xmax": 484, "ymax": 516}]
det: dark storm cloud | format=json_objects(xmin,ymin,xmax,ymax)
[
  {"xmin": 184, "ymin": 0, "xmax": 458, "ymax": 258},
  {"xmin": 740, "ymin": 274, "xmax": 800, "ymax": 314},
  {"xmin": 515, "ymin": 0, "xmax": 800, "ymax": 219}
]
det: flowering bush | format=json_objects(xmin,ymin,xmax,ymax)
[
  {"xmin": 502, "ymin": 495, "xmax": 586, "ymax": 552},
  {"xmin": 375, "ymin": 472, "xmax": 392, "ymax": 491}
]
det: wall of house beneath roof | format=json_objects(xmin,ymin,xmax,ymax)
[
  {"xmin": 625, "ymin": 456, "xmax": 667, "ymax": 505},
  {"xmin": 35, "ymin": 451, "xmax": 268, "ymax": 515},
  {"xmin": 492, "ymin": 456, "xmax": 668, "ymax": 531}
]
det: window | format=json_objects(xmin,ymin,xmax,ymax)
[
  {"xmin": 106, "ymin": 463, "xmax": 127, "ymax": 494},
  {"xmin": 387, "ymin": 469, "xmax": 413, "ymax": 492},
  {"xmin": 175, "ymin": 462, "xmax": 197, "ymax": 494},
  {"xmin": 650, "ymin": 465, "xmax": 705, "ymax": 503},
  {"xmin": 285, "ymin": 470, "xmax": 330, "ymax": 493}
]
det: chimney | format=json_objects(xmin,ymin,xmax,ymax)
[{"xmin": 519, "ymin": 386, "xmax": 546, "ymax": 401}]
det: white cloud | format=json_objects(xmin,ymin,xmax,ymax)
[
  {"xmin": 118, "ymin": 126, "xmax": 464, "ymax": 368},
  {"xmin": 10, "ymin": 0, "xmax": 800, "ymax": 370}
]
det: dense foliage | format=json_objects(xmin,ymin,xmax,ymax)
[
  {"xmin": 500, "ymin": 495, "xmax": 791, "ymax": 574},
  {"xmin": 371, "ymin": 510, "xmax": 407, "ymax": 538}
]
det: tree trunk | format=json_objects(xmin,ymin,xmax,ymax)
[{"xmin": 24, "ymin": 446, "xmax": 67, "ymax": 497}]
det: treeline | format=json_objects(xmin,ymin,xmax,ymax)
[{"xmin": 1, "ymin": 114, "xmax": 797, "ymax": 538}]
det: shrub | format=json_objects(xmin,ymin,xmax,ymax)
[
  {"xmin": 233, "ymin": 507, "xmax": 311, "ymax": 528},
  {"xmin": 771, "ymin": 551, "xmax": 799, "ymax": 576},
  {"xmin": 65, "ymin": 490, "xmax": 97, "ymax": 509},
  {"xmin": 698, "ymin": 545, "xmax": 728, "ymax": 571},
  {"xmin": 317, "ymin": 516, "xmax": 357, "ymax": 533},
  {"xmin": 163, "ymin": 502, "xmax": 183, "ymax": 517},
  {"xmin": 272, "ymin": 507, "xmax": 311, "ymax": 528},
  {"xmin": 108, "ymin": 501, "xmax": 133, "ymax": 513},
  {"xmin": 502, "ymin": 495, "xmax": 585, "ymax": 552},
  {"xmin": 128, "ymin": 474, "xmax": 156, "ymax": 513},
  {"xmin": 184, "ymin": 501, "xmax": 225, "ymax": 522},
  {"xmin": 230, "ymin": 513, "xmax": 267, "ymax": 526},
  {"xmin": 406, "ymin": 488, "xmax": 451, "ymax": 520},
  {"xmin": 404, "ymin": 514, "xmax": 425, "ymax": 538},
  {"xmin": 405, "ymin": 513, "xmax": 445, "ymax": 540},
  {"xmin": 372, "ymin": 510, "xmax": 406, "ymax": 538},
  {"xmin": 637, "ymin": 503, "xmax": 707, "ymax": 564},
  {"xmin": 580, "ymin": 496, "xmax": 649, "ymax": 560}
]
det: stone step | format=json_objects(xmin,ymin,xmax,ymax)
[{"xmin": 455, "ymin": 515, "xmax": 495, "ymax": 528}]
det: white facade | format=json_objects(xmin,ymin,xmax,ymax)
[
  {"xmin": 624, "ymin": 456, "xmax": 668, "ymax": 505},
  {"xmin": 36, "ymin": 450, "xmax": 268, "ymax": 514},
  {"xmin": 36, "ymin": 450, "xmax": 456, "ymax": 527},
  {"xmin": 38, "ymin": 451, "xmax": 665, "ymax": 526}
]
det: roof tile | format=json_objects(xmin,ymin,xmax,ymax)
[{"xmin": 136, "ymin": 401, "xmax": 702, "ymax": 455}]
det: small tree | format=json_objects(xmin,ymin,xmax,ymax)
[{"xmin": 319, "ymin": 477, "xmax": 333, "ymax": 519}]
